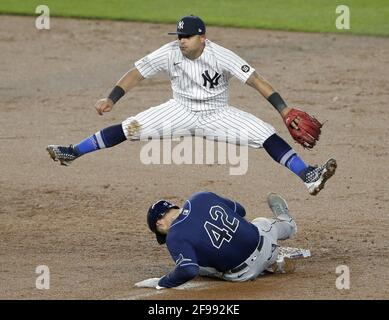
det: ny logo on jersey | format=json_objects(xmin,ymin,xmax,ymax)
[
  {"xmin": 202, "ymin": 70, "xmax": 221, "ymax": 89},
  {"xmin": 178, "ymin": 20, "xmax": 184, "ymax": 29}
]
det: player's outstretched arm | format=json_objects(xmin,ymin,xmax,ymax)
[
  {"xmin": 246, "ymin": 71, "xmax": 291, "ymax": 117},
  {"xmin": 134, "ymin": 265, "xmax": 199, "ymax": 290},
  {"xmin": 116, "ymin": 67, "xmax": 145, "ymax": 92},
  {"xmin": 95, "ymin": 68, "xmax": 144, "ymax": 115},
  {"xmin": 247, "ymin": 72, "xmax": 323, "ymax": 148}
]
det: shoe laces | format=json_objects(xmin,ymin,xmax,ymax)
[
  {"xmin": 57, "ymin": 145, "xmax": 77, "ymax": 160},
  {"xmin": 272, "ymin": 203, "xmax": 288, "ymax": 216},
  {"xmin": 304, "ymin": 165, "xmax": 324, "ymax": 183}
]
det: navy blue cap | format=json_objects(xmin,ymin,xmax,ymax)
[
  {"xmin": 147, "ymin": 200, "xmax": 179, "ymax": 244},
  {"xmin": 168, "ymin": 15, "xmax": 206, "ymax": 36}
]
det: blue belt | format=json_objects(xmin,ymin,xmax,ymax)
[{"xmin": 230, "ymin": 235, "xmax": 264, "ymax": 273}]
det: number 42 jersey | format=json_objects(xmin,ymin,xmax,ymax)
[{"xmin": 158, "ymin": 191, "xmax": 261, "ymax": 288}]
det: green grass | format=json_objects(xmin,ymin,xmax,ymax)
[{"xmin": 1, "ymin": 0, "xmax": 388, "ymax": 36}]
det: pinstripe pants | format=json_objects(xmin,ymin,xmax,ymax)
[{"xmin": 122, "ymin": 99, "xmax": 276, "ymax": 148}]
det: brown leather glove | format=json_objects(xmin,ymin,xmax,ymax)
[{"xmin": 283, "ymin": 108, "xmax": 322, "ymax": 149}]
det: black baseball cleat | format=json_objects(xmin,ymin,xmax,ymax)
[
  {"xmin": 46, "ymin": 145, "xmax": 79, "ymax": 166},
  {"xmin": 303, "ymin": 158, "xmax": 337, "ymax": 196}
]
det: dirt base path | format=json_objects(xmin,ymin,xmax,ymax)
[{"xmin": 0, "ymin": 16, "xmax": 388, "ymax": 299}]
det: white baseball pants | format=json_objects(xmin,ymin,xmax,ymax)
[
  {"xmin": 122, "ymin": 99, "xmax": 276, "ymax": 148},
  {"xmin": 222, "ymin": 216, "xmax": 297, "ymax": 282},
  {"xmin": 198, "ymin": 215, "xmax": 297, "ymax": 282}
]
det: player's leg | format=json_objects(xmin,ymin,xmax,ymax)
[
  {"xmin": 47, "ymin": 100, "xmax": 196, "ymax": 166},
  {"xmin": 251, "ymin": 193, "xmax": 297, "ymax": 242},
  {"xmin": 201, "ymin": 106, "xmax": 307, "ymax": 175},
  {"xmin": 223, "ymin": 223, "xmax": 282, "ymax": 282},
  {"xmin": 251, "ymin": 216, "xmax": 296, "ymax": 243},
  {"xmin": 200, "ymin": 106, "xmax": 276, "ymax": 146},
  {"xmin": 224, "ymin": 195, "xmax": 297, "ymax": 282},
  {"xmin": 204, "ymin": 106, "xmax": 336, "ymax": 195},
  {"xmin": 46, "ymin": 124, "xmax": 127, "ymax": 166},
  {"xmin": 122, "ymin": 99, "xmax": 197, "ymax": 140},
  {"xmin": 263, "ymin": 134, "xmax": 337, "ymax": 196},
  {"xmin": 222, "ymin": 194, "xmax": 296, "ymax": 282}
]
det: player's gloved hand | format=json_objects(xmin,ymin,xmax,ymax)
[
  {"xmin": 134, "ymin": 278, "xmax": 164, "ymax": 290},
  {"xmin": 282, "ymin": 108, "xmax": 322, "ymax": 149},
  {"xmin": 95, "ymin": 98, "xmax": 114, "ymax": 116}
]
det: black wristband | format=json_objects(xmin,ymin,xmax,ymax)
[
  {"xmin": 108, "ymin": 85, "xmax": 125, "ymax": 104},
  {"xmin": 267, "ymin": 92, "xmax": 287, "ymax": 113}
]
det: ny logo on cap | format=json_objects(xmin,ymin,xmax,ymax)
[{"xmin": 178, "ymin": 20, "xmax": 184, "ymax": 29}]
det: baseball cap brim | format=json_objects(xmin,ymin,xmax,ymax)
[{"xmin": 167, "ymin": 31, "xmax": 193, "ymax": 35}]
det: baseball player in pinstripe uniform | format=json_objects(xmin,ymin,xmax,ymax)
[
  {"xmin": 47, "ymin": 15, "xmax": 336, "ymax": 195},
  {"xmin": 135, "ymin": 191, "xmax": 297, "ymax": 289}
]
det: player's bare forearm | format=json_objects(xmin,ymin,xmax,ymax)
[
  {"xmin": 246, "ymin": 71, "xmax": 274, "ymax": 98},
  {"xmin": 246, "ymin": 72, "xmax": 291, "ymax": 116},
  {"xmin": 116, "ymin": 67, "xmax": 144, "ymax": 92},
  {"xmin": 95, "ymin": 68, "xmax": 144, "ymax": 115}
]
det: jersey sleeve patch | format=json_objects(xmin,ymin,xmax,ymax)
[{"xmin": 241, "ymin": 65, "xmax": 250, "ymax": 73}]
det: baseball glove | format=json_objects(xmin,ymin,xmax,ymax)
[{"xmin": 283, "ymin": 108, "xmax": 322, "ymax": 149}]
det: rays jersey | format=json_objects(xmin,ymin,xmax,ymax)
[
  {"xmin": 158, "ymin": 191, "xmax": 261, "ymax": 288},
  {"xmin": 135, "ymin": 39, "xmax": 255, "ymax": 111}
]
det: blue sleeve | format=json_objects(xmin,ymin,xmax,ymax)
[
  {"xmin": 216, "ymin": 193, "xmax": 246, "ymax": 217},
  {"xmin": 158, "ymin": 264, "xmax": 199, "ymax": 288},
  {"xmin": 234, "ymin": 201, "xmax": 246, "ymax": 217},
  {"xmin": 158, "ymin": 240, "xmax": 199, "ymax": 288}
]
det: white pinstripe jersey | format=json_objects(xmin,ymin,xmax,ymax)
[{"xmin": 134, "ymin": 39, "xmax": 255, "ymax": 111}]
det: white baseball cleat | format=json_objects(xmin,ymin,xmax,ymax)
[
  {"xmin": 46, "ymin": 145, "xmax": 78, "ymax": 166},
  {"xmin": 267, "ymin": 193, "xmax": 297, "ymax": 238},
  {"xmin": 303, "ymin": 158, "xmax": 337, "ymax": 196},
  {"xmin": 267, "ymin": 193, "xmax": 292, "ymax": 219}
]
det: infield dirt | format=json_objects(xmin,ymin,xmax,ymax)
[{"xmin": 0, "ymin": 15, "xmax": 388, "ymax": 299}]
